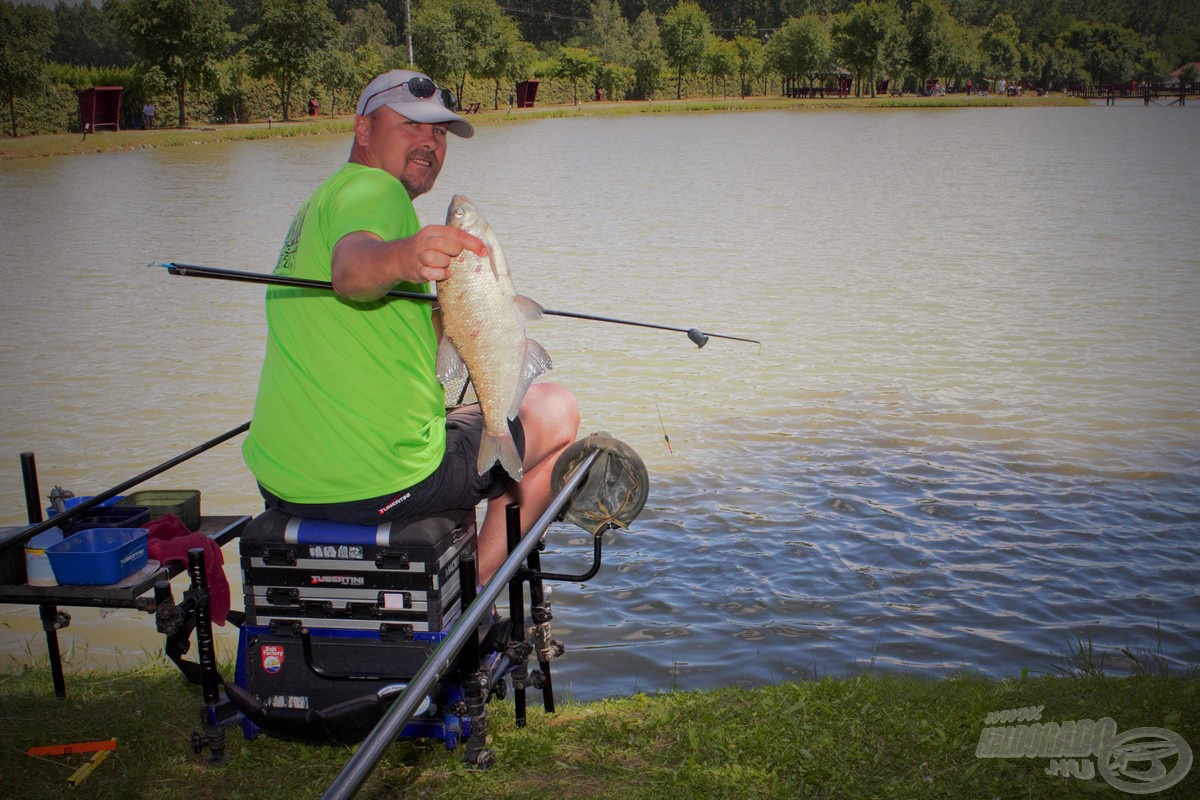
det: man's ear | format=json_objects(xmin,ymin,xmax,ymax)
[{"xmin": 353, "ymin": 114, "xmax": 370, "ymax": 147}]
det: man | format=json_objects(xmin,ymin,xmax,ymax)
[{"xmin": 243, "ymin": 70, "xmax": 579, "ymax": 583}]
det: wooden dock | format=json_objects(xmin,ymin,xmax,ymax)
[{"xmin": 1071, "ymin": 82, "xmax": 1198, "ymax": 106}]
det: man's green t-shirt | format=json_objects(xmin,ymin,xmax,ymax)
[{"xmin": 243, "ymin": 162, "xmax": 446, "ymax": 503}]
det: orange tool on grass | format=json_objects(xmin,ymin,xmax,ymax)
[{"xmin": 26, "ymin": 738, "xmax": 117, "ymax": 757}]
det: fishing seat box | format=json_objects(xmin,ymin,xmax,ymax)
[
  {"xmin": 239, "ymin": 508, "xmax": 477, "ymax": 634},
  {"xmin": 234, "ymin": 508, "xmax": 477, "ymax": 742}
]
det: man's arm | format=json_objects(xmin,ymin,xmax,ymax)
[{"xmin": 331, "ymin": 226, "xmax": 487, "ymax": 301}]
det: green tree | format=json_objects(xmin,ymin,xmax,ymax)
[
  {"xmin": 733, "ymin": 19, "xmax": 765, "ymax": 97},
  {"xmin": 503, "ymin": 0, "xmax": 590, "ymax": 46},
  {"xmin": 629, "ymin": 10, "xmax": 665, "ymax": 100},
  {"xmin": 410, "ymin": 0, "xmax": 509, "ymax": 106},
  {"xmin": 409, "ymin": 1, "xmax": 460, "ymax": 77},
  {"xmin": 981, "ymin": 12, "xmax": 1021, "ymax": 84},
  {"xmin": 320, "ymin": 44, "xmax": 381, "ymax": 115},
  {"xmin": 593, "ymin": 61, "xmax": 634, "ymax": 101},
  {"xmin": 119, "ymin": 0, "xmax": 232, "ymax": 127},
  {"xmin": 478, "ymin": 12, "xmax": 535, "ymax": 109},
  {"xmin": 660, "ymin": 1, "xmax": 711, "ymax": 99},
  {"xmin": 341, "ymin": 2, "xmax": 396, "ymax": 54},
  {"xmin": 582, "ymin": 0, "xmax": 633, "ymax": 66},
  {"xmin": 703, "ymin": 37, "xmax": 737, "ymax": 97},
  {"xmin": 1059, "ymin": 21, "xmax": 1145, "ymax": 85},
  {"xmin": 551, "ymin": 46, "xmax": 600, "ymax": 104},
  {"xmin": 248, "ymin": 0, "xmax": 336, "ymax": 120},
  {"xmin": 1041, "ymin": 41, "xmax": 1087, "ymax": 91},
  {"xmin": 831, "ymin": 0, "xmax": 905, "ymax": 97},
  {"xmin": 942, "ymin": 19, "xmax": 979, "ymax": 90},
  {"xmin": 210, "ymin": 51, "xmax": 253, "ymax": 122},
  {"xmin": 50, "ymin": 0, "xmax": 134, "ymax": 68},
  {"xmin": 1133, "ymin": 49, "xmax": 1170, "ymax": 84},
  {"xmin": 905, "ymin": 0, "xmax": 958, "ymax": 90},
  {"xmin": 767, "ymin": 14, "xmax": 831, "ymax": 92},
  {"xmin": 1, "ymin": 1, "xmax": 57, "ymax": 137}
]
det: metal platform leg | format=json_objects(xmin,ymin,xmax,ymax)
[
  {"xmin": 186, "ymin": 547, "xmax": 228, "ymax": 764},
  {"xmin": 21, "ymin": 452, "xmax": 71, "ymax": 700},
  {"xmin": 505, "ymin": 504, "xmax": 528, "ymax": 728},
  {"xmin": 38, "ymin": 603, "xmax": 70, "ymax": 699},
  {"xmin": 457, "ymin": 554, "xmax": 494, "ymax": 767},
  {"xmin": 525, "ymin": 544, "xmax": 560, "ymax": 713}
]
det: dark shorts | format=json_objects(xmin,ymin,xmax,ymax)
[{"xmin": 258, "ymin": 405, "xmax": 524, "ymax": 525}]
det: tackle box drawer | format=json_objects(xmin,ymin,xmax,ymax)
[{"xmin": 239, "ymin": 509, "xmax": 475, "ymax": 632}]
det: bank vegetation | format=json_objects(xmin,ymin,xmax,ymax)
[
  {"xmin": 1, "ymin": 0, "xmax": 1195, "ymax": 138},
  {"xmin": 2, "ymin": 651, "xmax": 1196, "ymax": 800},
  {"xmin": 0, "ymin": 90, "xmax": 1090, "ymax": 161}
]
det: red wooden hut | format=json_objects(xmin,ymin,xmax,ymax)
[{"xmin": 78, "ymin": 86, "xmax": 123, "ymax": 132}]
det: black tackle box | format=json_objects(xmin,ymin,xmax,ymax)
[{"xmin": 239, "ymin": 508, "xmax": 477, "ymax": 634}]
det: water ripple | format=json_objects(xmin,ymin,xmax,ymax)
[{"xmin": 3, "ymin": 109, "xmax": 1199, "ymax": 700}]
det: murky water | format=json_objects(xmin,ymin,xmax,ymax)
[{"xmin": 2, "ymin": 106, "xmax": 1198, "ymax": 701}]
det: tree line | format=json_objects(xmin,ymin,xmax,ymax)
[{"xmin": 2, "ymin": 0, "xmax": 1198, "ymax": 137}]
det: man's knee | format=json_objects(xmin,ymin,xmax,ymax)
[
  {"xmin": 524, "ymin": 383, "xmax": 580, "ymax": 443},
  {"xmin": 545, "ymin": 383, "xmax": 580, "ymax": 435}
]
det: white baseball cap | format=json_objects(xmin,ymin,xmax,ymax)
[{"xmin": 355, "ymin": 69, "xmax": 474, "ymax": 138}]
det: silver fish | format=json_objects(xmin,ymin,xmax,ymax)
[{"xmin": 437, "ymin": 194, "xmax": 551, "ymax": 481}]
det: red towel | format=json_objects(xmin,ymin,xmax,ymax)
[{"xmin": 145, "ymin": 514, "xmax": 230, "ymax": 626}]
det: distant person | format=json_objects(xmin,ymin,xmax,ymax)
[
  {"xmin": 966, "ymin": 80, "xmax": 973, "ymax": 96},
  {"xmin": 507, "ymin": 91, "xmax": 515, "ymax": 111},
  {"xmin": 142, "ymin": 102, "xmax": 156, "ymax": 130},
  {"xmin": 308, "ymin": 97, "xmax": 319, "ymax": 117}
]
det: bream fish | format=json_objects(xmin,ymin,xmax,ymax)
[{"xmin": 436, "ymin": 194, "xmax": 551, "ymax": 481}]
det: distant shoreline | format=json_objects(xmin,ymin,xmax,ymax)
[{"xmin": 1, "ymin": 93, "xmax": 1090, "ymax": 161}]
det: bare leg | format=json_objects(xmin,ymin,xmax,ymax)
[{"xmin": 477, "ymin": 382, "xmax": 579, "ymax": 583}]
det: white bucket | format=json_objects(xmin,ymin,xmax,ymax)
[{"xmin": 25, "ymin": 527, "xmax": 64, "ymax": 586}]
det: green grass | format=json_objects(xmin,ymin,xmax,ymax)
[
  {"xmin": 0, "ymin": 92, "xmax": 1089, "ymax": 160},
  {"xmin": 2, "ymin": 654, "xmax": 1195, "ymax": 799}
]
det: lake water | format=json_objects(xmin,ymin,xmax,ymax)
[{"xmin": 1, "ymin": 105, "xmax": 1198, "ymax": 702}]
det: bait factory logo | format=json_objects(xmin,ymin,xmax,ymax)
[
  {"xmin": 976, "ymin": 705, "xmax": 1193, "ymax": 794},
  {"xmin": 307, "ymin": 544, "xmax": 365, "ymax": 560},
  {"xmin": 309, "ymin": 575, "xmax": 365, "ymax": 587}
]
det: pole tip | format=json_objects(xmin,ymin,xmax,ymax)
[{"xmin": 687, "ymin": 328, "xmax": 709, "ymax": 348}]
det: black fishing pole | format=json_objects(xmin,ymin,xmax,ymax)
[{"xmin": 152, "ymin": 262, "xmax": 760, "ymax": 347}]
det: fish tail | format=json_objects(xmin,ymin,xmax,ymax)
[{"xmin": 478, "ymin": 431, "xmax": 524, "ymax": 482}]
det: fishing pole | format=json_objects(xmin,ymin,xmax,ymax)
[
  {"xmin": 5, "ymin": 421, "xmax": 251, "ymax": 552},
  {"xmin": 321, "ymin": 450, "xmax": 601, "ymax": 800},
  {"xmin": 151, "ymin": 262, "xmax": 760, "ymax": 347}
]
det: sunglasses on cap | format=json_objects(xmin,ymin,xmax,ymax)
[{"xmin": 360, "ymin": 76, "xmax": 458, "ymax": 113}]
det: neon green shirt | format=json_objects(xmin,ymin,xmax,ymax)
[{"xmin": 243, "ymin": 162, "xmax": 445, "ymax": 503}]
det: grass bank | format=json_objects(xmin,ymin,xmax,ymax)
[
  {"xmin": 2, "ymin": 658, "xmax": 1195, "ymax": 799},
  {"xmin": 0, "ymin": 93, "xmax": 1088, "ymax": 161}
]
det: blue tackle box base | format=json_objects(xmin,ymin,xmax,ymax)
[{"xmin": 231, "ymin": 624, "xmax": 472, "ymax": 746}]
